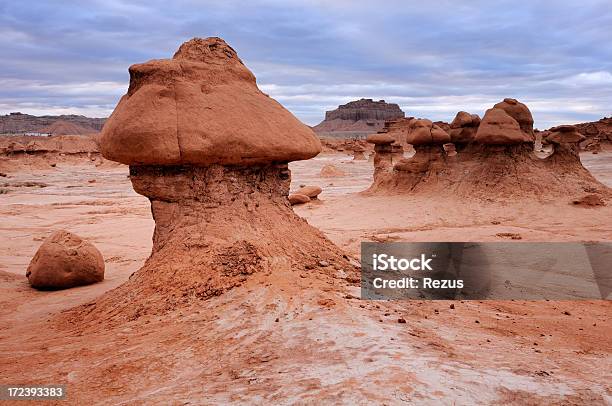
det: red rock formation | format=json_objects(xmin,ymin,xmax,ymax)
[
  {"xmin": 449, "ymin": 111, "xmax": 480, "ymax": 144},
  {"xmin": 366, "ymin": 99, "xmax": 610, "ymax": 201},
  {"xmin": 100, "ymin": 38, "xmax": 319, "ymax": 166},
  {"xmin": 406, "ymin": 119, "xmax": 451, "ymax": 145},
  {"xmin": 475, "ymin": 108, "xmax": 532, "ymax": 144},
  {"xmin": 78, "ymin": 37, "xmax": 349, "ymax": 320},
  {"xmin": 26, "ymin": 230, "xmax": 104, "ymax": 290},
  {"xmin": 352, "ymin": 145, "xmax": 367, "ymax": 160},
  {"xmin": 288, "ymin": 193, "xmax": 310, "ymax": 205},
  {"xmin": 569, "ymin": 117, "xmax": 612, "ymax": 150},
  {"xmin": 296, "ymin": 185, "xmax": 322, "ymax": 199},
  {"xmin": 493, "ymin": 98, "xmax": 534, "ymax": 136}
]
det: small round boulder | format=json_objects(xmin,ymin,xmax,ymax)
[
  {"xmin": 26, "ymin": 230, "xmax": 105, "ymax": 290},
  {"xmin": 296, "ymin": 185, "xmax": 322, "ymax": 199},
  {"xmin": 288, "ymin": 193, "xmax": 311, "ymax": 205}
]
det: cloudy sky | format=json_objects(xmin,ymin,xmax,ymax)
[{"xmin": 1, "ymin": 0, "xmax": 611, "ymax": 129}]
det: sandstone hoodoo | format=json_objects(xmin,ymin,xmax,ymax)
[
  {"xmin": 26, "ymin": 230, "xmax": 104, "ymax": 290},
  {"xmin": 352, "ymin": 145, "xmax": 367, "ymax": 160},
  {"xmin": 366, "ymin": 98, "xmax": 611, "ymax": 201},
  {"xmin": 367, "ymin": 117, "xmax": 451, "ymax": 186},
  {"xmin": 313, "ymin": 99, "xmax": 405, "ymax": 137},
  {"xmin": 544, "ymin": 125, "xmax": 585, "ymax": 145},
  {"xmin": 79, "ymin": 37, "xmax": 350, "ymax": 320}
]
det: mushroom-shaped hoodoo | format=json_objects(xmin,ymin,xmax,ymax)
[{"xmin": 90, "ymin": 38, "xmax": 349, "ymax": 318}]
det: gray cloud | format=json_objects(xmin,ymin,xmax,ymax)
[{"xmin": 0, "ymin": 0, "xmax": 611, "ymax": 128}]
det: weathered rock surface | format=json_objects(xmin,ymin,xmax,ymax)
[
  {"xmin": 406, "ymin": 119, "xmax": 451, "ymax": 145},
  {"xmin": 572, "ymin": 194, "xmax": 606, "ymax": 207},
  {"xmin": 449, "ymin": 111, "xmax": 480, "ymax": 143},
  {"xmin": 366, "ymin": 133, "xmax": 395, "ymax": 145},
  {"xmin": 475, "ymin": 108, "xmax": 531, "ymax": 144},
  {"xmin": 26, "ymin": 230, "xmax": 104, "ymax": 290},
  {"xmin": 493, "ymin": 98, "xmax": 534, "ymax": 137},
  {"xmin": 569, "ymin": 117, "xmax": 612, "ymax": 150},
  {"xmin": 544, "ymin": 125, "xmax": 585, "ymax": 145},
  {"xmin": 100, "ymin": 37, "xmax": 321, "ymax": 166},
  {"xmin": 313, "ymin": 99, "xmax": 404, "ymax": 134}
]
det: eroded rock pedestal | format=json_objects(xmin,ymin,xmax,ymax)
[{"xmin": 86, "ymin": 163, "xmax": 346, "ymax": 317}]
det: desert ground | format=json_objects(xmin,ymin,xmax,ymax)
[{"xmin": 0, "ymin": 150, "xmax": 610, "ymax": 405}]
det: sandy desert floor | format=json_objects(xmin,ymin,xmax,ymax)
[{"xmin": 0, "ymin": 152, "xmax": 611, "ymax": 405}]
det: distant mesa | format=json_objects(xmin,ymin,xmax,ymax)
[
  {"xmin": 0, "ymin": 113, "xmax": 106, "ymax": 135},
  {"xmin": 313, "ymin": 98, "xmax": 405, "ymax": 138}
]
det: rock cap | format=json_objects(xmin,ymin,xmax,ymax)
[
  {"xmin": 545, "ymin": 125, "xmax": 586, "ymax": 144},
  {"xmin": 475, "ymin": 108, "xmax": 532, "ymax": 144},
  {"xmin": 100, "ymin": 37, "xmax": 321, "ymax": 166},
  {"xmin": 405, "ymin": 119, "xmax": 451, "ymax": 145},
  {"xmin": 493, "ymin": 98, "xmax": 534, "ymax": 138},
  {"xmin": 367, "ymin": 133, "xmax": 395, "ymax": 145}
]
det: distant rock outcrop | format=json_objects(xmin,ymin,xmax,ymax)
[
  {"xmin": 570, "ymin": 117, "xmax": 612, "ymax": 151},
  {"xmin": 366, "ymin": 98, "xmax": 610, "ymax": 202},
  {"xmin": 0, "ymin": 113, "xmax": 106, "ymax": 135},
  {"xmin": 0, "ymin": 134, "xmax": 99, "ymax": 155},
  {"xmin": 313, "ymin": 99, "xmax": 404, "ymax": 137},
  {"xmin": 39, "ymin": 120, "xmax": 96, "ymax": 136}
]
